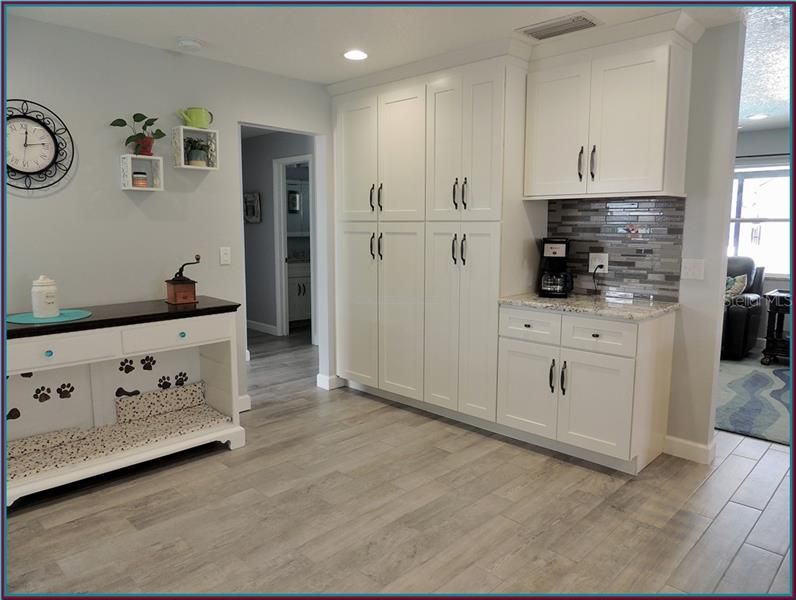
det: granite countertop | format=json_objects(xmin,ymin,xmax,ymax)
[{"xmin": 499, "ymin": 293, "xmax": 680, "ymax": 321}]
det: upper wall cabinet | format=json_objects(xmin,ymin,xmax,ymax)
[
  {"xmin": 524, "ymin": 39, "xmax": 691, "ymax": 199},
  {"xmin": 336, "ymin": 84, "xmax": 425, "ymax": 222},
  {"xmin": 426, "ymin": 61, "xmax": 505, "ymax": 221}
]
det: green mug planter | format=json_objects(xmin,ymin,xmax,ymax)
[
  {"xmin": 178, "ymin": 107, "xmax": 214, "ymax": 129},
  {"xmin": 185, "ymin": 137, "xmax": 211, "ymax": 167},
  {"xmin": 109, "ymin": 113, "xmax": 166, "ymax": 156}
]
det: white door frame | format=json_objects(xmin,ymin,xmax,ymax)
[{"xmin": 273, "ymin": 154, "xmax": 315, "ymax": 339}]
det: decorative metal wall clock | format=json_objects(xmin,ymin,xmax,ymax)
[{"xmin": 6, "ymin": 99, "xmax": 75, "ymax": 190}]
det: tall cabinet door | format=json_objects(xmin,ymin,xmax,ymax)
[
  {"xmin": 497, "ymin": 339, "xmax": 559, "ymax": 440},
  {"xmin": 378, "ymin": 222, "xmax": 425, "ymax": 400},
  {"xmin": 458, "ymin": 222, "xmax": 500, "ymax": 419},
  {"xmin": 524, "ymin": 62, "xmax": 591, "ymax": 197},
  {"xmin": 336, "ymin": 94, "xmax": 378, "ymax": 221},
  {"xmin": 461, "ymin": 61, "xmax": 504, "ymax": 222},
  {"xmin": 378, "ymin": 84, "xmax": 426, "ymax": 221},
  {"xmin": 587, "ymin": 46, "xmax": 669, "ymax": 194},
  {"xmin": 336, "ymin": 222, "xmax": 378, "ymax": 386},
  {"xmin": 556, "ymin": 348, "xmax": 635, "ymax": 459},
  {"xmin": 424, "ymin": 222, "xmax": 461, "ymax": 410},
  {"xmin": 426, "ymin": 73, "xmax": 463, "ymax": 221}
]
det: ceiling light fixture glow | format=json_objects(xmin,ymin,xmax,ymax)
[
  {"xmin": 344, "ymin": 49, "xmax": 368, "ymax": 61},
  {"xmin": 746, "ymin": 113, "xmax": 769, "ymax": 120}
]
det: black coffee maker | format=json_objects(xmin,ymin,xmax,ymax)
[{"xmin": 538, "ymin": 237, "xmax": 573, "ymax": 298}]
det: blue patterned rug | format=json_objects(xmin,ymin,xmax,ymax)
[{"xmin": 716, "ymin": 360, "xmax": 790, "ymax": 445}]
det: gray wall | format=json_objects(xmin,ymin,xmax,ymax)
[
  {"xmin": 736, "ymin": 127, "xmax": 789, "ymax": 157},
  {"xmin": 242, "ymin": 132, "xmax": 313, "ymax": 327},
  {"xmin": 668, "ymin": 22, "xmax": 746, "ymax": 451},
  {"xmin": 7, "ymin": 16, "xmax": 332, "ymax": 395}
]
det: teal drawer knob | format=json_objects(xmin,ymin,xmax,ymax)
[
  {"xmin": 44, "ymin": 349, "xmax": 54, "ymax": 358},
  {"xmin": 179, "ymin": 331, "xmax": 187, "ymax": 339}
]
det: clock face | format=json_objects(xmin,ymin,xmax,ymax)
[
  {"xmin": 6, "ymin": 99, "xmax": 75, "ymax": 191},
  {"xmin": 7, "ymin": 117, "xmax": 57, "ymax": 174}
]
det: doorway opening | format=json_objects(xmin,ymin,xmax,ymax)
[{"xmin": 240, "ymin": 125, "xmax": 319, "ymax": 407}]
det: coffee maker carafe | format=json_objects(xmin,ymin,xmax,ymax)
[{"xmin": 538, "ymin": 237, "xmax": 573, "ymax": 298}]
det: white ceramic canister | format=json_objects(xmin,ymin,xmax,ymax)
[{"xmin": 31, "ymin": 275, "xmax": 59, "ymax": 318}]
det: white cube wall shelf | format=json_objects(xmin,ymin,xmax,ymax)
[
  {"xmin": 173, "ymin": 126, "xmax": 219, "ymax": 170},
  {"xmin": 120, "ymin": 154, "xmax": 164, "ymax": 191}
]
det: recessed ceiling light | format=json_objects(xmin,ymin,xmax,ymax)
[
  {"xmin": 176, "ymin": 37, "xmax": 203, "ymax": 52},
  {"xmin": 746, "ymin": 113, "xmax": 769, "ymax": 120},
  {"xmin": 344, "ymin": 49, "xmax": 368, "ymax": 61},
  {"xmin": 738, "ymin": 126, "xmax": 743, "ymax": 129}
]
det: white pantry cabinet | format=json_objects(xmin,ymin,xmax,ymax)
[
  {"xmin": 336, "ymin": 221, "xmax": 425, "ymax": 400},
  {"xmin": 335, "ymin": 84, "xmax": 425, "ymax": 222},
  {"xmin": 424, "ymin": 222, "xmax": 500, "ymax": 418},
  {"xmin": 426, "ymin": 60, "xmax": 505, "ymax": 221},
  {"xmin": 524, "ymin": 37, "xmax": 691, "ymax": 199},
  {"xmin": 497, "ymin": 307, "xmax": 676, "ymax": 471}
]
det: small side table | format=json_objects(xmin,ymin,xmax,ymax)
[{"xmin": 761, "ymin": 289, "xmax": 790, "ymax": 365}]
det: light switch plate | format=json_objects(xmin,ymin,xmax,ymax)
[
  {"xmin": 681, "ymin": 258, "xmax": 705, "ymax": 280},
  {"xmin": 589, "ymin": 253, "xmax": 609, "ymax": 274},
  {"xmin": 219, "ymin": 246, "xmax": 232, "ymax": 266}
]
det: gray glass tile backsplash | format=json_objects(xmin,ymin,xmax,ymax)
[{"xmin": 547, "ymin": 197, "xmax": 685, "ymax": 301}]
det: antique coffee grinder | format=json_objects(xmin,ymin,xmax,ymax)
[{"xmin": 165, "ymin": 254, "xmax": 200, "ymax": 305}]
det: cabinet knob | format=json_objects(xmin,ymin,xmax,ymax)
[
  {"xmin": 44, "ymin": 349, "xmax": 54, "ymax": 358},
  {"xmin": 179, "ymin": 331, "xmax": 187, "ymax": 339}
]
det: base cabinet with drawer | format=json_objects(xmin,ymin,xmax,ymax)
[{"xmin": 497, "ymin": 305, "xmax": 676, "ymax": 472}]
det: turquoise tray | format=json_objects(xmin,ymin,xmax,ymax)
[{"xmin": 7, "ymin": 309, "xmax": 92, "ymax": 324}]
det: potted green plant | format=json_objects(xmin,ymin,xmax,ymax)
[
  {"xmin": 109, "ymin": 113, "xmax": 166, "ymax": 156},
  {"xmin": 184, "ymin": 137, "xmax": 211, "ymax": 167}
]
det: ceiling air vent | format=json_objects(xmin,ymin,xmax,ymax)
[{"xmin": 518, "ymin": 13, "xmax": 599, "ymax": 41}]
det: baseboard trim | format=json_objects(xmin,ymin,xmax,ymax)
[
  {"xmin": 238, "ymin": 394, "xmax": 252, "ymax": 413},
  {"xmin": 664, "ymin": 434, "xmax": 715, "ymax": 464},
  {"xmin": 316, "ymin": 374, "xmax": 346, "ymax": 390},
  {"xmin": 347, "ymin": 381, "xmax": 640, "ymax": 475},
  {"xmin": 247, "ymin": 320, "xmax": 278, "ymax": 336}
]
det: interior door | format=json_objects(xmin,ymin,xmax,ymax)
[
  {"xmin": 426, "ymin": 73, "xmax": 463, "ymax": 221},
  {"xmin": 378, "ymin": 222, "xmax": 425, "ymax": 399},
  {"xmin": 497, "ymin": 339, "xmax": 559, "ymax": 439},
  {"xmin": 457, "ymin": 222, "xmax": 500, "ymax": 420},
  {"xmin": 556, "ymin": 347, "xmax": 635, "ymax": 459},
  {"xmin": 461, "ymin": 60, "xmax": 504, "ymax": 221},
  {"xmin": 336, "ymin": 94, "xmax": 378, "ymax": 221},
  {"xmin": 587, "ymin": 45, "xmax": 669, "ymax": 194},
  {"xmin": 524, "ymin": 62, "xmax": 591, "ymax": 197},
  {"xmin": 424, "ymin": 222, "xmax": 461, "ymax": 410},
  {"xmin": 378, "ymin": 84, "xmax": 426, "ymax": 221},
  {"xmin": 336, "ymin": 222, "xmax": 378, "ymax": 386}
]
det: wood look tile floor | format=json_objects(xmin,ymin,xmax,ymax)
[{"xmin": 6, "ymin": 330, "xmax": 792, "ymax": 594}]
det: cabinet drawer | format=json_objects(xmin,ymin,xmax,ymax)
[
  {"xmin": 561, "ymin": 315, "xmax": 637, "ymax": 358},
  {"xmin": 9, "ymin": 330, "xmax": 122, "ymax": 373},
  {"xmin": 499, "ymin": 307, "xmax": 561, "ymax": 345},
  {"xmin": 122, "ymin": 315, "xmax": 232, "ymax": 354}
]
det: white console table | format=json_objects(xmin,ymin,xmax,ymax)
[{"xmin": 6, "ymin": 296, "xmax": 245, "ymax": 506}]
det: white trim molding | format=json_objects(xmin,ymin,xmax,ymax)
[
  {"xmin": 317, "ymin": 374, "xmax": 346, "ymax": 390},
  {"xmin": 247, "ymin": 319, "xmax": 278, "ymax": 336},
  {"xmin": 664, "ymin": 434, "xmax": 716, "ymax": 464},
  {"xmin": 238, "ymin": 394, "xmax": 252, "ymax": 413}
]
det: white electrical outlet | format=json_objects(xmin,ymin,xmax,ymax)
[
  {"xmin": 219, "ymin": 246, "xmax": 232, "ymax": 265},
  {"xmin": 681, "ymin": 258, "xmax": 705, "ymax": 280},
  {"xmin": 589, "ymin": 252, "xmax": 609, "ymax": 274}
]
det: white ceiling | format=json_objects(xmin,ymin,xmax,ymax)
[
  {"xmin": 12, "ymin": 6, "xmax": 740, "ymax": 86},
  {"xmin": 738, "ymin": 6, "xmax": 790, "ymax": 131}
]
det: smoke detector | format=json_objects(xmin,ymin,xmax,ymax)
[{"xmin": 517, "ymin": 13, "xmax": 600, "ymax": 41}]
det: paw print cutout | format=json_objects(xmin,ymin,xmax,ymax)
[
  {"xmin": 7, "ymin": 408, "xmax": 21, "ymax": 420},
  {"xmin": 175, "ymin": 372, "xmax": 188, "ymax": 386},
  {"xmin": 57, "ymin": 383, "xmax": 75, "ymax": 399},
  {"xmin": 20, "ymin": 372, "xmax": 33, "ymax": 378},
  {"xmin": 140, "ymin": 355, "xmax": 157, "ymax": 371},
  {"xmin": 119, "ymin": 359, "xmax": 135, "ymax": 374},
  {"xmin": 158, "ymin": 376, "xmax": 172, "ymax": 390},
  {"xmin": 33, "ymin": 387, "xmax": 52, "ymax": 403}
]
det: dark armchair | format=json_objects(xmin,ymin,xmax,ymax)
[{"xmin": 721, "ymin": 256, "xmax": 765, "ymax": 360}]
